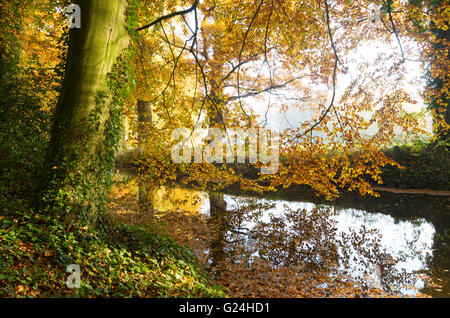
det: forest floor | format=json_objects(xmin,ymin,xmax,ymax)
[{"xmin": 0, "ymin": 174, "xmax": 225, "ymax": 298}]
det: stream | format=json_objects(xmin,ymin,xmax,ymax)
[{"xmin": 114, "ymin": 171, "xmax": 449, "ymax": 297}]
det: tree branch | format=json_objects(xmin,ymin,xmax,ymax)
[
  {"xmin": 136, "ymin": 0, "xmax": 199, "ymax": 32},
  {"xmin": 291, "ymin": 0, "xmax": 339, "ymax": 141}
]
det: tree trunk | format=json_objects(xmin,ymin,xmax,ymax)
[
  {"xmin": 41, "ymin": 0, "xmax": 130, "ymax": 223},
  {"xmin": 137, "ymin": 100, "xmax": 152, "ymax": 154}
]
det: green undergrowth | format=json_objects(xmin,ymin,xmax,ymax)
[
  {"xmin": 379, "ymin": 140, "xmax": 450, "ymax": 190},
  {"xmin": 0, "ymin": 201, "xmax": 226, "ymax": 298}
]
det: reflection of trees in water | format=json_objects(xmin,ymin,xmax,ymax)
[
  {"xmin": 209, "ymin": 193, "xmax": 227, "ymax": 269},
  {"xmin": 281, "ymin": 188, "xmax": 449, "ymax": 290},
  {"xmin": 208, "ymin": 199, "xmax": 427, "ymax": 297},
  {"xmin": 138, "ymin": 182, "xmax": 154, "ymax": 212},
  {"xmin": 121, "ymin": 177, "xmax": 436, "ymax": 297}
]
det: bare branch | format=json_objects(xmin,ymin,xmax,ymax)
[
  {"xmin": 222, "ymin": 58, "xmax": 257, "ymax": 82},
  {"xmin": 227, "ymin": 78, "xmax": 300, "ymax": 101},
  {"xmin": 136, "ymin": 0, "xmax": 199, "ymax": 32},
  {"xmin": 387, "ymin": 0, "xmax": 405, "ymax": 62},
  {"xmin": 291, "ymin": 0, "xmax": 339, "ymax": 141},
  {"xmin": 237, "ymin": 0, "xmax": 265, "ymax": 127}
]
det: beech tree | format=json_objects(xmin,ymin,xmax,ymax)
[{"xmin": 41, "ymin": 0, "xmax": 130, "ymax": 222}]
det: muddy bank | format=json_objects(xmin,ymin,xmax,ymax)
[{"xmin": 372, "ymin": 186, "xmax": 450, "ymax": 196}]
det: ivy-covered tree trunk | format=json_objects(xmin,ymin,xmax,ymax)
[{"xmin": 41, "ymin": 0, "xmax": 130, "ymax": 223}]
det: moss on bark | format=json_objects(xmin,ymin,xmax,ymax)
[{"xmin": 41, "ymin": 0, "xmax": 130, "ymax": 223}]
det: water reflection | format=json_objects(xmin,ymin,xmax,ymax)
[
  {"xmin": 206, "ymin": 196, "xmax": 436, "ymax": 297},
  {"xmin": 112, "ymin": 176, "xmax": 447, "ymax": 297}
]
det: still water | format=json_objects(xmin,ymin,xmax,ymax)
[{"xmin": 115, "ymin": 173, "xmax": 449, "ymax": 297}]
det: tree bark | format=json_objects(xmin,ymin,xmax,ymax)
[
  {"xmin": 41, "ymin": 0, "xmax": 130, "ymax": 222},
  {"xmin": 137, "ymin": 100, "xmax": 152, "ymax": 154}
]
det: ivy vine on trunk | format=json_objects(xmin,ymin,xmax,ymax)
[{"xmin": 40, "ymin": 0, "xmax": 138, "ymax": 225}]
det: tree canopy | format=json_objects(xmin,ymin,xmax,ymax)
[{"xmin": 127, "ymin": 0, "xmax": 448, "ymax": 200}]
